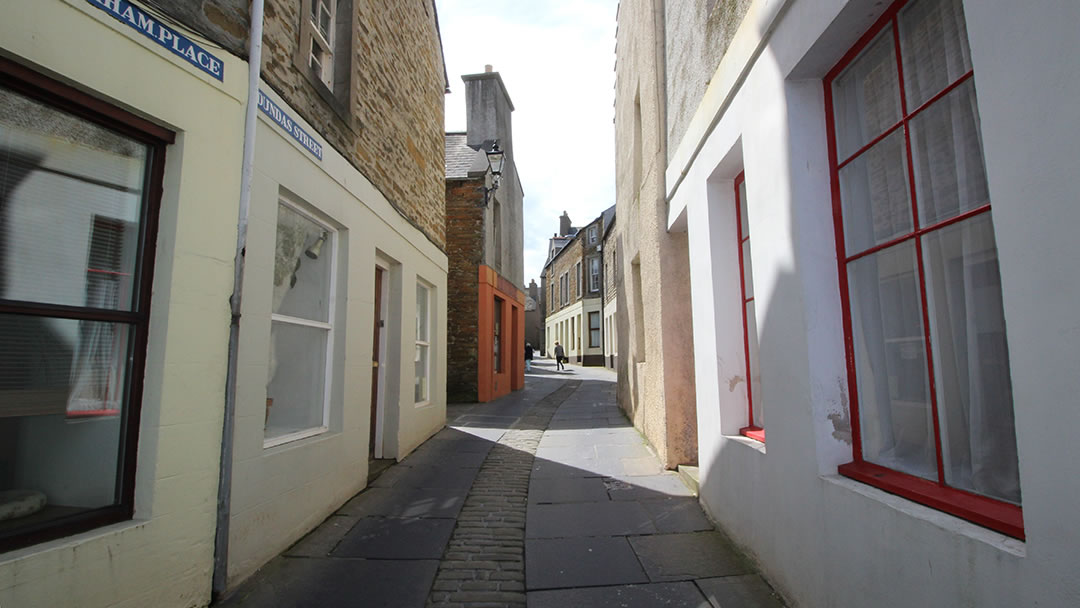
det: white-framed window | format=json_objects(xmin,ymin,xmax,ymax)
[
  {"xmin": 415, "ymin": 280, "xmax": 432, "ymax": 403},
  {"xmin": 589, "ymin": 225, "xmax": 598, "ymax": 244},
  {"xmin": 576, "ymin": 261, "xmax": 582, "ymax": 297},
  {"xmin": 307, "ymin": 0, "xmax": 335, "ymax": 88},
  {"xmin": 589, "ymin": 256, "xmax": 601, "ymax": 293},
  {"xmin": 265, "ymin": 200, "xmax": 337, "ymax": 447},
  {"xmin": 560, "ymin": 272, "xmax": 569, "ymax": 305},
  {"xmin": 589, "ymin": 311, "xmax": 601, "ymax": 348}
]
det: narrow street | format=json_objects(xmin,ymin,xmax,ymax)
[{"xmin": 219, "ymin": 360, "xmax": 783, "ymax": 607}]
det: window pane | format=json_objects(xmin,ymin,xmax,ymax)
[
  {"xmin": 742, "ymin": 240, "xmax": 754, "ymax": 300},
  {"xmin": 922, "ymin": 214, "xmax": 1020, "ymax": 504},
  {"xmin": 0, "ymin": 316, "xmax": 132, "ymax": 531},
  {"xmin": 318, "ymin": 5, "xmax": 332, "ymax": 41},
  {"xmin": 899, "ymin": 0, "xmax": 973, "ymax": 109},
  {"xmin": 738, "ymin": 179, "xmax": 749, "ymax": 238},
  {"xmin": 416, "ymin": 283, "xmax": 429, "ymax": 342},
  {"xmin": 0, "ymin": 87, "xmax": 147, "ymax": 311},
  {"xmin": 746, "ymin": 301, "xmax": 762, "ymax": 427},
  {"xmin": 272, "ymin": 204, "xmax": 332, "ymax": 322},
  {"xmin": 414, "ymin": 344, "xmax": 429, "ymax": 402},
  {"xmin": 909, "ymin": 79, "xmax": 988, "ymax": 227},
  {"xmin": 832, "ymin": 26, "xmax": 902, "ymax": 160},
  {"xmin": 848, "ymin": 242, "xmax": 937, "ymax": 480},
  {"xmin": 839, "ymin": 129, "xmax": 913, "ymax": 254},
  {"xmin": 265, "ymin": 321, "xmax": 328, "ymax": 439}
]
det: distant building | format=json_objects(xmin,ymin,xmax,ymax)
[
  {"xmin": 543, "ymin": 208, "xmax": 613, "ymax": 366},
  {"xmin": 444, "ymin": 69, "xmax": 525, "ymax": 403},
  {"xmin": 602, "ymin": 213, "xmax": 619, "ymax": 369},
  {"xmin": 524, "ymin": 279, "xmax": 544, "ymax": 356}
]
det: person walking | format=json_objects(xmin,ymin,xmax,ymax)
[
  {"xmin": 524, "ymin": 342, "xmax": 533, "ymax": 372},
  {"xmin": 554, "ymin": 341, "xmax": 565, "ymax": 371}
]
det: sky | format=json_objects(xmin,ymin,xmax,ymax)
[{"xmin": 436, "ymin": 0, "xmax": 619, "ymax": 285}]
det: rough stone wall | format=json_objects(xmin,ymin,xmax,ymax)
[
  {"xmin": 548, "ymin": 236, "xmax": 582, "ymax": 314},
  {"xmin": 262, "ymin": 0, "xmax": 447, "ymax": 248},
  {"xmin": 445, "ymin": 179, "xmax": 485, "ymax": 402},
  {"xmin": 153, "ymin": 0, "xmax": 250, "ymax": 57},
  {"xmin": 603, "ymin": 225, "xmax": 618, "ymax": 306},
  {"xmin": 615, "ymin": 0, "xmax": 698, "ymax": 469},
  {"xmin": 665, "ymin": 0, "xmax": 753, "ymax": 161}
]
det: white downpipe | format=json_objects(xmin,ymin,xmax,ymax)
[{"xmin": 213, "ymin": 0, "xmax": 264, "ymax": 597}]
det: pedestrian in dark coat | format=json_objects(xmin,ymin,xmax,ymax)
[
  {"xmin": 554, "ymin": 342, "xmax": 565, "ymax": 371},
  {"xmin": 525, "ymin": 343, "xmax": 534, "ymax": 372}
]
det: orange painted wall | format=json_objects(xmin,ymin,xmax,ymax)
[{"xmin": 477, "ymin": 265, "xmax": 525, "ymax": 402}]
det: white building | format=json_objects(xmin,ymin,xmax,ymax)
[{"xmin": 618, "ymin": 0, "xmax": 1080, "ymax": 605}]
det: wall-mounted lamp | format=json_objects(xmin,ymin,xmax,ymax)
[
  {"xmin": 484, "ymin": 141, "xmax": 505, "ymax": 206},
  {"xmin": 305, "ymin": 231, "xmax": 328, "ymax": 259}
]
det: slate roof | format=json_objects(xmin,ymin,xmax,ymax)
[{"xmin": 444, "ymin": 132, "xmax": 486, "ymax": 179}]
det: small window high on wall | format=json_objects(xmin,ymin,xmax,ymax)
[
  {"xmin": 0, "ymin": 61, "xmax": 171, "ymax": 552},
  {"xmin": 825, "ymin": 0, "xmax": 1022, "ymax": 538}
]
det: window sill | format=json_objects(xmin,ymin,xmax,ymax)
[
  {"xmin": 838, "ymin": 461, "xmax": 1024, "ymax": 540},
  {"xmin": 263, "ymin": 426, "xmax": 329, "ymax": 449},
  {"xmin": 739, "ymin": 426, "xmax": 765, "ymax": 443}
]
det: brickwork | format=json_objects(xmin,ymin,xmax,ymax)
[
  {"xmin": 261, "ymin": 0, "xmax": 447, "ymax": 248},
  {"xmin": 445, "ymin": 178, "xmax": 486, "ymax": 402},
  {"xmin": 427, "ymin": 381, "xmax": 580, "ymax": 607}
]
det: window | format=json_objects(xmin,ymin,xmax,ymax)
[
  {"xmin": 560, "ymin": 272, "xmax": 569, "ymax": 306},
  {"xmin": 576, "ymin": 261, "xmax": 582, "ymax": 298},
  {"xmin": 589, "ymin": 312, "xmax": 601, "ymax": 348},
  {"xmin": 266, "ymin": 202, "xmax": 336, "ymax": 445},
  {"xmin": 307, "ymin": 0, "xmax": 334, "ymax": 87},
  {"xmin": 415, "ymin": 281, "xmax": 431, "ymax": 403},
  {"xmin": 589, "ymin": 256, "xmax": 601, "ymax": 293},
  {"xmin": 550, "ymin": 276, "xmax": 555, "ymax": 310},
  {"xmin": 0, "ymin": 64, "xmax": 171, "ymax": 551},
  {"xmin": 826, "ymin": 0, "xmax": 1021, "ymax": 537},
  {"xmin": 589, "ymin": 226, "xmax": 598, "ymax": 245},
  {"xmin": 735, "ymin": 174, "xmax": 763, "ymax": 442}
]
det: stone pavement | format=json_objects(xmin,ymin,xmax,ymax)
[{"xmin": 217, "ymin": 359, "xmax": 785, "ymax": 607}]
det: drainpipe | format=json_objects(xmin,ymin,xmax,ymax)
[{"xmin": 213, "ymin": 0, "xmax": 265, "ymax": 598}]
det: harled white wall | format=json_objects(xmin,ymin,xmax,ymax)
[
  {"xmin": 0, "ymin": 1, "xmax": 246, "ymax": 606},
  {"xmin": 672, "ymin": 0, "xmax": 1080, "ymax": 606}
]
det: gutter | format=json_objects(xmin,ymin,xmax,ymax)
[{"xmin": 212, "ymin": 0, "xmax": 265, "ymax": 598}]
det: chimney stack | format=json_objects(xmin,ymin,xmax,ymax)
[{"xmin": 559, "ymin": 211, "xmax": 572, "ymax": 237}]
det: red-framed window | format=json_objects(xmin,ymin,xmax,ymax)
[
  {"xmin": 0, "ymin": 56, "xmax": 172, "ymax": 552},
  {"xmin": 734, "ymin": 173, "xmax": 764, "ymax": 442},
  {"xmin": 824, "ymin": 0, "xmax": 1022, "ymax": 538}
]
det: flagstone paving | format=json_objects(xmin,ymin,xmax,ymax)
[{"xmin": 217, "ymin": 359, "xmax": 785, "ymax": 607}]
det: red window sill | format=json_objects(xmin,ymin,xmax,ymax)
[
  {"xmin": 739, "ymin": 426, "xmax": 765, "ymax": 443},
  {"xmin": 838, "ymin": 461, "xmax": 1024, "ymax": 540}
]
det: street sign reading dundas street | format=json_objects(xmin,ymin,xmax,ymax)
[{"xmin": 86, "ymin": 0, "xmax": 224, "ymax": 81}]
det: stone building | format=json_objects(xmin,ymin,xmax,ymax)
[
  {"xmin": 0, "ymin": 0, "xmax": 448, "ymax": 605},
  {"xmin": 613, "ymin": 0, "xmax": 698, "ymax": 471},
  {"xmin": 444, "ymin": 69, "xmax": 525, "ymax": 403},
  {"xmin": 524, "ymin": 279, "xmax": 544, "ymax": 356},
  {"xmin": 543, "ymin": 208, "xmax": 612, "ymax": 366},
  {"xmin": 616, "ymin": 0, "xmax": 1080, "ymax": 606}
]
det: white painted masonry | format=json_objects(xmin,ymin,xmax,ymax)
[{"xmin": 668, "ymin": 1, "xmax": 1080, "ymax": 606}]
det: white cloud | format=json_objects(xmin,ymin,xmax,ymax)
[{"xmin": 437, "ymin": 0, "xmax": 618, "ymax": 283}]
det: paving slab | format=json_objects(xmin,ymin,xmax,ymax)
[
  {"xmin": 696, "ymin": 574, "xmax": 786, "ymax": 608},
  {"xmin": 219, "ymin": 557, "xmax": 439, "ymax": 608},
  {"xmin": 629, "ymin": 532, "xmax": 750, "ymax": 582},
  {"xmin": 604, "ymin": 473, "xmax": 695, "ymax": 501},
  {"xmin": 528, "ymin": 477, "xmax": 610, "ymax": 504},
  {"xmin": 527, "ymin": 501, "xmax": 656, "ymax": 538},
  {"xmin": 527, "ymin": 582, "xmax": 709, "ymax": 608},
  {"xmin": 638, "ymin": 497, "xmax": 715, "ymax": 534},
  {"xmin": 525, "ymin": 537, "xmax": 648, "ymax": 590},
  {"xmin": 283, "ymin": 515, "xmax": 355, "ymax": 557},
  {"xmin": 337, "ymin": 486, "xmax": 468, "ymax": 519},
  {"xmin": 399, "ymin": 449, "xmax": 490, "ymax": 469},
  {"xmin": 331, "ymin": 517, "xmax": 456, "ymax": 559},
  {"xmin": 530, "ymin": 459, "xmax": 598, "ymax": 479},
  {"xmin": 368, "ymin": 464, "xmax": 480, "ymax": 489}
]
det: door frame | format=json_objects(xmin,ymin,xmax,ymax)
[{"xmin": 371, "ymin": 262, "xmax": 389, "ymax": 458}]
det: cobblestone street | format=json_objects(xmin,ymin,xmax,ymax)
[{"xmin": 219, "ymin": 360, "xmax": 784, "ymax": 607}]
